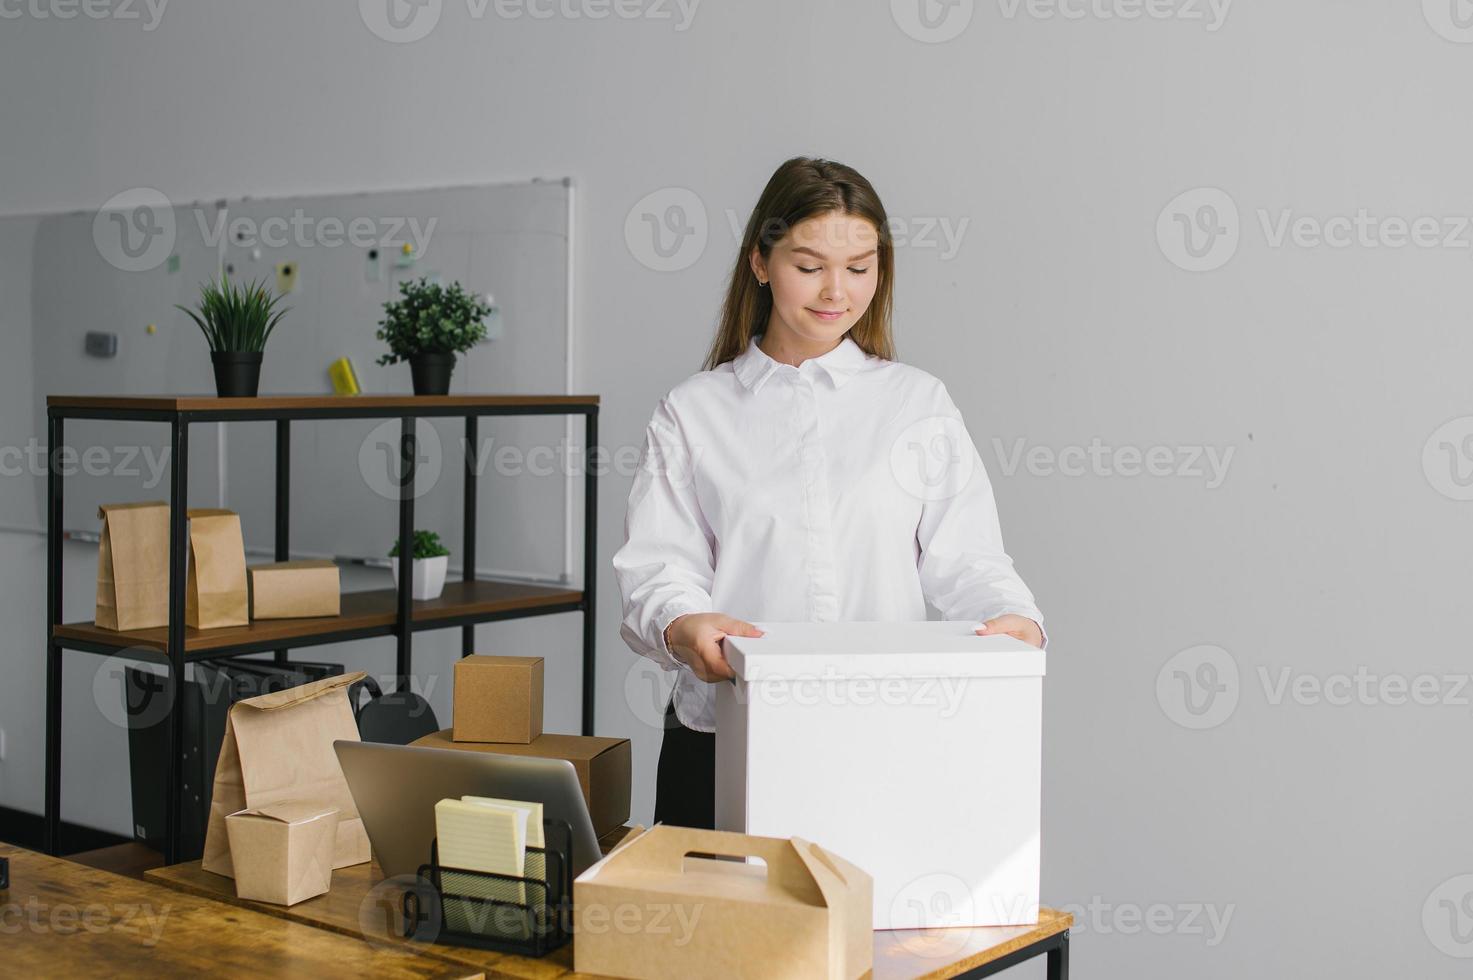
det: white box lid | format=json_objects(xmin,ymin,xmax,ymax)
[{"xmin": 723, "ymin": 621, "xmax": 1046, "ymax": 681}]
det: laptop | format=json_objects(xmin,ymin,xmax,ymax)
[{"xmin": 334, "ymin": 740, "xmax": 605, "ymax": 879}]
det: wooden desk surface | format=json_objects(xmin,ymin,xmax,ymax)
[
  {"xmin": 874, "ymin": 909, "xmax": 1071, "ymax": 980},
  {"xmin": 146, "ymin": 857, "xmax": 1071, "ymax": 980},
  {"xmin": 0, "ymin": 844, "xmax": 481, "ymax": 979},
  {"xmin": 148, "ymin": 858, "xmax": 569, "ymax": 978}
]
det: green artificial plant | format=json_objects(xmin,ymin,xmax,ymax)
[
  {"xmin": 176, "ymin": 273, "xmax": 289, "ymax": 352},
  {"xmin": 375, "ymin": 277, "xmax": 491, "ymax": 366},
  {"xmin": 388, "ymin": 530, "xmax": 451, "ymax": 560}
]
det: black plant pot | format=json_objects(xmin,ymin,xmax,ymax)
[
  {"xmin": 211, "ymin": 351, "xmax": 263, "ymax": 398},
  {"xmin": 409, "ymin": 352, "xmax": 456, "ymax": 396}
]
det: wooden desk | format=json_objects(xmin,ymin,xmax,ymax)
[
  {"xmin": 146, "ymin": 857, "xmax": 1071, "ymax": 979},
  {"xmin": 149, "ymin": 859, "xmax": 569, "ymax": 978},
  {"xmin": 875, "ymin": 912, "xmax": 1070, "ymax": 979},
  {"xmin": 0, "ymin": 844, "xmax": 480, "ymax": 979}
]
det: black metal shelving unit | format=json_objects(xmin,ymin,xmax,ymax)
[{"xmin": 44, "ymin": 393, "xmax": 599, "ymax": 864}]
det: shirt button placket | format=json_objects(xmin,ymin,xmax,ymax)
[{"xmin": 796, "ymin": 375, "xmax": 839, "ymax": 622}]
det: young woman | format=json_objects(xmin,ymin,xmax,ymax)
[{"xmin": 613, "ymin": 157, "xmax": 1046, "ymax": 830}]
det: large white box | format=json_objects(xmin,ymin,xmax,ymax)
[{"xmin": 715, "ymin": 621, "xmax": 1045, "ymax": 930}]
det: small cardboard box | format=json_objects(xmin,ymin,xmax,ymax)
[
  {"xmin": 453, "ymin": 655, "xmax": 544, "ymax": 743},
  {"xmin": 95, "ymin": 501, "xmax": 169, "ymax": 631},
  {"xmin": 186, "ymin": 508, "xmax": 249, "ymax": 629},
  {"xmin": 225, "ymin": 801, "xmax": 340, "ymax": 906},
  {"xmin": 575, "ymin": 825, "xmax": 872, "ymax": 980},
  {"xmin": 411, "ymin": 728, "xmax": 630, "ymax": 838},
  {"xmin": 249, "ymin": 560, "xmax": 341, "ymax": 619}
]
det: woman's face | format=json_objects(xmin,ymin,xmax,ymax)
[{"xmin": 753, "ymin": 210, "xmax": 880, "ymax": 347}]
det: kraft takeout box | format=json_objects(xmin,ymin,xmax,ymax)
[
  {"xmin": 225, "ymin": 801, "xmax": 340, "ymax": 906},
  {"xmin": 574, "ymin": 825, "xmax": 872, "ymax": 980},
  {"xmin": 186, "ymin": 508, "xmax": 249, "ymax": 629},
  {"xmin": 453, "ymin": 655, "xmax": 544, "ymax": 743},
  {"xmin": 95, "ymin": 501, "xmax": 169, "ymax": 631},
  {"xmin": 411, "ymin": 728, "xmax": 630, "ymax": 838},
  {"xmin": 249, "ymin": 560, "xmax": 341, "ymax": 619},
  {"xmin": 203, "ymin": 672, "xmax": 371, "ymax": 879}
]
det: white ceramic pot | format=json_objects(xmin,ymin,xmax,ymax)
[{"xmin": 390, "ymin": 554, "xmax": 448, "ymax": 600}]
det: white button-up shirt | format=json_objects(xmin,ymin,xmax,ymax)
[{"xmin": 613, "ymin": 333, "xmax": 1045, "ymax": 732}]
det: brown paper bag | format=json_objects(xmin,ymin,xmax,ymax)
[
  {"xmin": 248, "ymin": 560, "xmax": 341, "ymax": 619},
  {"xmin": 95, "ymin": 501, "xmax": 170, "ymax": 631},
  {"xmin": 185, "ymin": 508, "xmax": 249, "ymax": 629},
  {"xmin": 202, "ymin": 672, "xmax": 371, "ymax": 879},
  {"xmin": 575, "ymin": 825, "xmax": 873, "ymax": 980}
]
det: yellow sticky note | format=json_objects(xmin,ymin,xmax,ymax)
[{"xmin": 328, "ymin": 357, "xmax": 360, "ymax": 396}]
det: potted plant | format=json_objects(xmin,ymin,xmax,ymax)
[
  {"xmin": 375, "ymin": 277, "xmax": 491, "ymax": 395},
  {"xmin": 388, "ymin": 530, "xmax": 451, "ymax": 600},
  {"xmin": 177, "ymin": 273, "xmax": 289, "ymax": 398}
]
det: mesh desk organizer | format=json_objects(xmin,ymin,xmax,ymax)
[{"xmin": 402, "ymin": 819, "xmax": 574, "ymax": 956}]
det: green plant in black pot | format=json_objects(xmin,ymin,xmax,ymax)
[
  {"xmin": 375, "ymin": 277, "xmax": 491, "ymax": 395},
  {"xmin": 177, "ymin": 273, "xmax": 289, "ymax": 398}
]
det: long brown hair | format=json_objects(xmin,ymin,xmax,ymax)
[{"xmin": 703, "ymin": 157, "xmax": 896, "ymax": 371}]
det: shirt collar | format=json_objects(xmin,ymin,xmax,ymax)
[{"xmin": 732, "ymin": 333, "xmax": 870, "ymax": 393}]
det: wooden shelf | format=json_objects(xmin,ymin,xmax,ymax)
[
  {"xmin": 47, "ymin": 393, "xmax": 598, "ymax": 420},
  {"xmin": 53, "ymin": 579, "xmax": 584, "ymax": 659}
]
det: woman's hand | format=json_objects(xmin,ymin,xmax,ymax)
[
  {"xmin": 665, "ymin": 613, "xmax": 764, "ymax": 682},
  {"xmin": 975, "ymin": 614, "xmax": 1044, "ymax": 649}
]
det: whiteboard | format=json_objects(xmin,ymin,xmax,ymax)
[{"xmin": 23, "ymin": 179, "xmax": 576, "ymax": 583}]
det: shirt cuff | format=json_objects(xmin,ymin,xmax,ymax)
[{"xmin": 656, "ymin": 597, "xmax": 711, "ymax": 668}]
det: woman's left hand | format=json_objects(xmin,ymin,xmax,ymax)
[{"xmin": 975, "ymin": 614, "xmax": 1044, "ymax": 648}]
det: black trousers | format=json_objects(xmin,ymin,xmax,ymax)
[{"xmin": 652, "ymin": 696, "xmax": 716, "ymax": 829}]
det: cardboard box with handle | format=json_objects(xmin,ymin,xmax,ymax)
[
  {"xmin": 202, "ymin": 672, "xmax": 371, "ymax": 878},
  {"xmin": 574, "ymin": 825, "xmax": 872, "ymax": 980}
]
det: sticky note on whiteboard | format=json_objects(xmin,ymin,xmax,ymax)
[
  {"xmin": 276, "ymin": 261, "xmax": 298, "ymax": 294},
  {"xmin": 328, "ymin": 357, "xmax": 360, "ymax": 396}
]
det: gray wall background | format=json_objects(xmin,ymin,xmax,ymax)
[{"xmin": 1, "ymin": 2, "xmax": 1469, "ymax": 977}]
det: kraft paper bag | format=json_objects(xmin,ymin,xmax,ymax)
[
  {"xmin": 248, "ymin": 560, "xmax": 341, "ymax": 619},
  {"xmin": 95, "ymin": 501, "xmax": 170, "ymax": 631},
  {"xmin": 186, "ymin": 508, "xmax": 249, "ymax": 629},
  {"xmin": 575, "ymin": 825, "xmax": 873, "ymax": 980},
  {"xmin": 202, "ymin": 672, "xmax": 371, "ymax": 879}
]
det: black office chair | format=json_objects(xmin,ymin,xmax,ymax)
[{"xmin": 349, "ymin": 676, "xmax": 441, "ymax": 745}]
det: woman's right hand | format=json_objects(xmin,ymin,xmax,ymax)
[{"xmin": 665, "ymin": 613, "xmax": 764, "ymax": 682}]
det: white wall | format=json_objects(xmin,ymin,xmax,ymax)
[
  {"xmin": 2, "ymin": 3, "xmax": 1471, "ymax": 977},
  {"xmin": 0, "ymin": 217, "xmax": 43, "ymax": 815}
]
